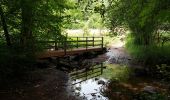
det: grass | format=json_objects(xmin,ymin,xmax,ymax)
[{"xmin": 125, "ymin": 35, "xmax": 170, "ymax": 65}]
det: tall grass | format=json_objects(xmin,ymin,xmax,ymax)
[{"xmin": 125, "ymin": 35, "xmax": 170, "ymax": 65}]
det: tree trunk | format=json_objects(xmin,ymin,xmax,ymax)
[
  {"xmin": 0, "ymin": 4, "xmax": 11, "ymax": 46},
  {"xmin": 20, "ymin": 0, "xmax": 34, "ymax": 50}
]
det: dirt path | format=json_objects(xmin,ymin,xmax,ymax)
[{"xmin": 106, "ymin": 38, "xmax": 132, "ymax": 65}]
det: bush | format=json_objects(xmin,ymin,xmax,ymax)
[
  {"xmin": 136, "ymin": 92, "xmax": 169, "ymax": 100},
  {"xmin": 149, "ymin": 64, "xmax": 170, "ymax": 81},
  {"xmin": 0, "ymin": 46, "xmax": 36, "ymax": 83}
]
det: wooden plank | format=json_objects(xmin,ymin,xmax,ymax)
[{"xmin": 37, "ymin": 47, "xmax": 103, "ymax": 59}]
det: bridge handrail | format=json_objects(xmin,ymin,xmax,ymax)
[
  {"xmin": 38, "ymin": 37, "xmax": 104, "ymax": 54},
  {"xmin": 69, "ymin": 37, "xmax": 102, "ymax": 38}
]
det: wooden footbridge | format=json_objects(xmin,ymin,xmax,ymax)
[{"xmin": 37, "ymin": 37, "xmax": 104, "ymax": 59}]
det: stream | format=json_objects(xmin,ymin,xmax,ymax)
[
  {"xmin": 68, "ymin": 63, "xmax": 108, "ymax": 100},
  {"xmin": 62, "ymin": 47, "xmax": 169, "ymax": 100},
  {"xmin": 65, "ymin": 47, "xmax": 131, "ymax": 100}
]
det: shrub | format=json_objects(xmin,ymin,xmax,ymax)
[
  {"xmin": 0, "ymin": 46, "xmax": 36, "ymax": 83},
  {"xmin": 136, "ymin": 92, "xmax": 169, "ymax": 100}
]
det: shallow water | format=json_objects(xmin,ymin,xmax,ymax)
[
  {"xmin": 68, "ymin": 61, "xmax": 132, "ymax": 100},
  {"xmin": 71, "ymin": 78, "xmax": 108, "ymax": 100},
  {"xmin": 68, "ymin": 63, "xmax": 109, "ymax": 100},
  {"xmin": 67, "ymin": 48, "xmax": 130, "ymax": 100},
  {"xmin": 67, "ymin": 48, "xmax": 170, "ymax": 100}
]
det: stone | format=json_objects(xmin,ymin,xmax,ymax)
[
  {"xmin": 95, "ymin": 78, "xmax": 99, "ymax": 81},
  {"xmin": 134, "ymin": 68, "xmax": 148, "ymax": 77},
  {"xmin": 75, "ymin": 92, "xmax": 80, "ymax": 96},
  {"xmin": 115, "ymin": 92, "xmax": 121, "ymax": 95},
  {"xmin": 75, "ymin": 87, "xmax": 81, "ymax": 91},
  {"xmin": 91, "ymin": 93, "xmax": 96, "ymax": 97},
  {"xmin": 69, "ymin": 56, "xmax": 76, "ymax": 61},
  {"xmin": 142, "ymin": 86, "xmax": 157, "ymax": 93},
  {"xmin": 34, "ymin": 84, "xmax": 40, "ymax": 88},
  {"xmin": 48, "ymin": 57, "xmax": 58, "ymax": 64},
  {"xmin": 128, "ymin": 58, "xmax": 132, "ymax": 60},
  {"xmin": 98, "ymin": 80, "xmax": 105, "ymax": 85},
  {"xmin": 36, "ymin": 60, "xmax": 50, "ymax": 68}
]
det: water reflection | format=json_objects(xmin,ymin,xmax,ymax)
[
  {"xmin": 53, "ymin": 50, "xmax": 131, "ymax": 100},
  {"xmin": 69, "ymin": 63, "xmax": 109, "ymax": 100}
]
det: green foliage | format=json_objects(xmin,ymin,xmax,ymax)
[
  {"xmin": 0, "ymin": 0, "xmax": 77, "ymax": 83},
  {"xmin": 65, "ymin": 0, "xmax": 108, "ymax": 29},
  {"xmin": 126, "ymin": 34, "xmax": 170, "ymax": 65},
  {"xmin": 105, "ymin": 0, "xmax": 170, "ymax": 67},
  {"xmin": 136, "ymin": 92, "xmax": 168, "ymax": 100},
  {"xmin": 149, "ymin": 64, "xmax": 170, "ymax": 81},
  {"xmin": 0, "ymin": 0, "xmax": 74, "ymax": 44},
  {"xmin": 106, "ymin": 0, "xmax": 170, "ymax": 45}
]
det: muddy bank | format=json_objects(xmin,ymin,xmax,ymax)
[{"xmin": 0, "ymin": 66, "xmax": 78, "ymax": 100}]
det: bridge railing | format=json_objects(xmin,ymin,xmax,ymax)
[
  {"xmin": 66, "ymin": 37, "xmax": 103, "ymax": 49},
  {"xmin": 38, "ymin": 37, "xmax": 104, "ymax": 53}
]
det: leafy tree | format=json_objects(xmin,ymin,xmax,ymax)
[
  {"xmin": 0, "ymin": 0, "xmax": 75, "ymax": 80},
  {"xmin": 107, "ymin": 0, "xmax": 170, "ymax": 45},
  {"xmin": 65, "ymin": 0, "xmax": 108, "ymax": 29},
  {"xmin": 0, "ymin": 0, "xmax": 74, "ymax": 49},
  {"xmin": 0, "ymin": 3, "xmax": 11, "ymax": 46}
]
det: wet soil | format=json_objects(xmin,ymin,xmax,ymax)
[{"xmin": 0, "ymin": 66, "xmax": 77, "ymax": 100}]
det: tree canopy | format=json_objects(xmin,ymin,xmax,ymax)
[
  {"xmin": 0, "ymin": 0, "xmax": 75, "ymax": 48},
  {"xmin": 106, "ymin": 0, "xmax": 170, "ymax": 45}
]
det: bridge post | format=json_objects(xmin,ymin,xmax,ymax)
[
  {"xmin": 77, "ymin": 37, "xmax": 78, "ymax": 48},
  {"xmin": 93, "ymin": 37, "xmax": 94, "ymax": 47},
  {"xmin": 102, "ymin": 37, "xmax": 103, "ymax": 50},
  {"xmin": 64, "ymin": 37, "xmax": 67, "ymax": 55},
  {"xmin": 101, "ymin": 63, "xmax": 103, "ymax": 74},
  {"xmin": 54, "ymin": 40, "xmax": 57, "ymax": 50},
  {"xmin": 86, "ymin": 37, "xmax": 88, "ymax": 50}
]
